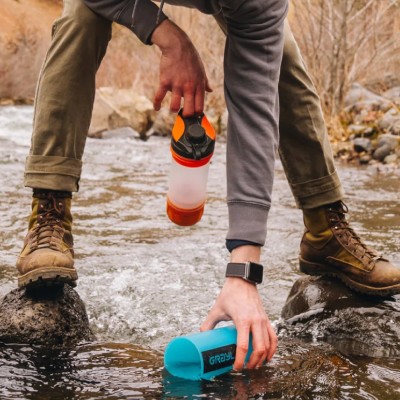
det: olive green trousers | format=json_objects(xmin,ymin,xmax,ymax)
[{"xmin": 24, "ymin": 0, "xmax": 343, "ymax": 209}]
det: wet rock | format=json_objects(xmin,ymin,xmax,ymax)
[
  {"xmin": 279, "ymin": 276, "xmax": 400, "ymax": 358},
  {"xmin": 373, "ymin": 143, "xmax": 393, "ymax": 161},
  {"xmin": 353, "ymin": 137, "xmax": 372, "ymax": 153},
  {"xmin": 0, "ymin": 285, "xmax": 95, "ymax": 346},
  {"xmin": 378, "ymin": 109, "xmax": 400, "ymax": 135},
  {"xmin": 384, "ymin": 154, "xmax": 398, "ymax": 164},
  {"xmin": 89, "ymin": 87, "xmax": 155, "ymax": 138},
  {"xmin": 383, "ymin": 86, "xmax": 400, "ymax": 105},
  {"xmin": 345, "ymin": 83, "xmax": 392, "ymax": 112}
]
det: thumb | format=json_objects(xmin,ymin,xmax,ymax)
[
  {"xmin": 200, "ymin": 309, "xmax": 227, "ymax": 332},
  {"xmin": 205, "ymin": 79, "xmax": 213, "ymax": 93}
]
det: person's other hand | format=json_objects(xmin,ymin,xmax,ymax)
[
  {"xmin": 200, "ymin": 246, "xmax": 277, "ymax": 370},
  {"xmin": 151, "ymin": 19, "xmax": 212, "ymax": 117}
]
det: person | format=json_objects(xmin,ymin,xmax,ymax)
[{"xmin": 16, "ymin": 0, "xmax": 400, "ymax": 371}]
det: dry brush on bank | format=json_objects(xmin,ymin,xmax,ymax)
[{"xmin": 1, "ymin": 0, "xmax": 399, "ymax": 139}]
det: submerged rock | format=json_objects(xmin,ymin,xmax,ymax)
[
  {"xmin": 279, "ymin": 276, "xmax": 400, "ymax": 358},
  {"xmin": 0, "ymin": 285, "xmax": 94, "ymax": 346}
]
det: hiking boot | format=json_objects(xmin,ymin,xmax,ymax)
[
  {"xmin": 299, "ymin": 201, "xmax": 400, "ymax": 296},
  {"xmin": 16, "ymin": 190, "xmax": 77, "ymax": 288}
]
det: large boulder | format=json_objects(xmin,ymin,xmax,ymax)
[
  {"xmin": 89, "ymin": 87, "xmax": 155, "ymax": 139},
  {"xmin": 345, "ymin": 83, "xmax": 392, "ymax": 112},
  {"xmin": 147, "ymin": 107, "xmax": 175, "ymax": 137},
  {"xmin": 0, "ymin": 285, "xmax": 94, "ymax": 346},
  {"xmin": 279, "ymin": 276, "xmax": 400, "ymax": 358}
]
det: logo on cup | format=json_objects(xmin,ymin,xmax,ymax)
[{"xmin": 202, "ymin": 344, "xmax": 237, "ymax": 373}]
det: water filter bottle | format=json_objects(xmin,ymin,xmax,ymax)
[
  {"xmin": 167, "ymin": 110, "xmax": 216, "ymax": 226},
  {"xmin": 164, "ymin": 326, "xmax": 252, "ymax": 381}
]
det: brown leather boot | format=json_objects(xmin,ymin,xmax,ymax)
[
  {"xmin": 16, "ymin": 190, "xmax": 78, "ymax": 288},
  {"xmin": 299, "ymin": 201, "xmax": 400, "ymax": 296}
]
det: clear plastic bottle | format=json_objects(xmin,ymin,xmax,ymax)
[{"xmin": 167, "ymin": 110, "xmax": 216, "ymax": 226}]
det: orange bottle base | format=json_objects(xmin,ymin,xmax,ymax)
[{"xmin": 166, "ymin": 199, "xmax": 205, "ymax": 226}]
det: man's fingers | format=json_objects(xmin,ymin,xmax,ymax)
[
  {"xmin": 205, "ymin": 78, "xmax": 213, "ymax": 93},
  {"xmin": 200, "ymin": 308, "xmax": 228, "ymax": 332},
  {"xmin": 266, "ymin": 321, "xmax": 278, "ymax": 362},
  {"xmin": 182, "ymin": 88, "xmax": 195, "ymax": 117},
  {"xmin": 233, "ymin": 324, "xmax": 250, "ymax": 371},
  {"xmin": 194, "ymin": 85, "xmax": 205, "ymax": 115},
  {"xmin": 246, "ymin": 322, "xmax": 268, "ymax": 369},
  {"xmin": 153, "ymin": 85, "xmax": 168, "ymax": 111},
  {"xmin": 170, "ymin": 90, "xmax": 182, "ymax": 113}
]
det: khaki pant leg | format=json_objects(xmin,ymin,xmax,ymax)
[
  {"xmin": 278, "ymin": 22, "xmax": 344, "ymax": 209},
  {"xmin": 24, "ymin": 0, "xmax": 112, "ymax": 192},
  {"xmin": 214, "ymin": 15, "xmax": 344, "ymax": 209}
]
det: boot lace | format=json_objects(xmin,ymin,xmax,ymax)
[
  {"xmin": 30, "ymin": 196, "xmax": 64, "ymax": 253},
  {"xmin": 328, "ymin": 201, "xmax": 382, "ymax": 266}
]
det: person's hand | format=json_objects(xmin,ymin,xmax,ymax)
[
  {"xmin": 200, "ymin": 246, "xmax": 278, "ymax": 370},
  {"xmin": 150, "ymin": 19, "xmax": 212, "ymax": 117}
]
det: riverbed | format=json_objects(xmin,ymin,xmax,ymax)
[{"xmin": 0, "ymin": 106, "xmax": 399, "ymax": 399}]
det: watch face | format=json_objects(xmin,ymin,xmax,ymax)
[{"xmin": 247, "ymin": 262, "xmax": 263, "ymax": 284}]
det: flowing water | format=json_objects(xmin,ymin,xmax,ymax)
[{"xmin": 0, "ymin": 106, "xmax": 399, "ymax": 399}]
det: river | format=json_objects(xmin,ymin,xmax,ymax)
[{"xmin": 0, "ymin": 106, "xmax": 399, "ymax": 399}]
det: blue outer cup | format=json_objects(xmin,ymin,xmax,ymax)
[{"xmin": 164, "ymin": 326, "xmax": 252, "ymax": 381}]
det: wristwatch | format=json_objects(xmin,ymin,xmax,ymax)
[{"xmin": 225, "ymin": 262, "xmax": 264, "ymax": 284}]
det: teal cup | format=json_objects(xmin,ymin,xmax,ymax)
[{"xmin": 164, "ymin": 325, "xmax": 252, "ymax": 381}]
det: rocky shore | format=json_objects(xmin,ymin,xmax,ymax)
[
  {"xmin": 1, "ymin": 83, "xmax": 399, "ymax": 167},
  {"xmin": 87, "ymin": 84, "xmax": 400, "ymax": 167}
]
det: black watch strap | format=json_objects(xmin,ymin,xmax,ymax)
[{"xmin": 225, "ymin": 262, "xmax": 263, "ymax": 284}]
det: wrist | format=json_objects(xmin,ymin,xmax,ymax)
[
  {"xmin": 150, "ymin": 19, "xmax": 189, "ymax": 53},
  {"xmin": 230, "ymin": 245, "xmax": 261, "ymax": 263}
]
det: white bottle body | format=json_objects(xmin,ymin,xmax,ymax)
[{"xmin": 167, "ymin": 157, "xmax": 210, "ymax": 210}]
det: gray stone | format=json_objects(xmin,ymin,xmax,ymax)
[
  {"xmin": 348, "ymin": 124, "xmax": 368, "ymax": 136},
  {"xmin": 353, "ymin": 137, "xmax": 372, "ymax": 153},
  {"xmin": 384, "ymin": 154, "xmax": 398, "ymax": 164},
  {"xmin": 373, "ymin": 143, "xmax": 393, "ymax": 161},
  {"xmin": 279, "ymin": 276, "xmax": 400, "ymax": 357},
  {"xmin": 378, "ymin": 109, "xmax": 400, "ymax": 135},
  {"xmin": 345, "ymin": 83, "xmax": 392, "ymax": 112},
  {"xmin": 383, "ymin": 86, "xmax": 400, "ymax": 105},
  {"xmin": 0, "ymin": 285, "xmax": 95, "ymax": 346},
  {"xmin": 377, "ymin": 133, "xmax": 400, "ymax": 150}
]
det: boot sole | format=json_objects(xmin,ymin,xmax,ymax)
[
  {"xmin": 299, "ymin": 257, "xmax": 400, "ymax": 297},
  {"xmin": 18, "ymin": 267, "xmax": 78, "ymax": 289}
]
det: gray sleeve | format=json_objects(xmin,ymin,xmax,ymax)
[
  {"xmin": 84, "ymin": 0, "xmax": 168, "ymax": 44},
  {"xmin": 222, "ymin": 0, "xmax": 288, "ymax": 246}
]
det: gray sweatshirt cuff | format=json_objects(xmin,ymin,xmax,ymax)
[
  {"xmin": 84, "ymin": 0, "xmax": 168, "ymax": 44},
  {"xmin": 226, "ymin": 202, "xmax": 270, "ymax": 246}
]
